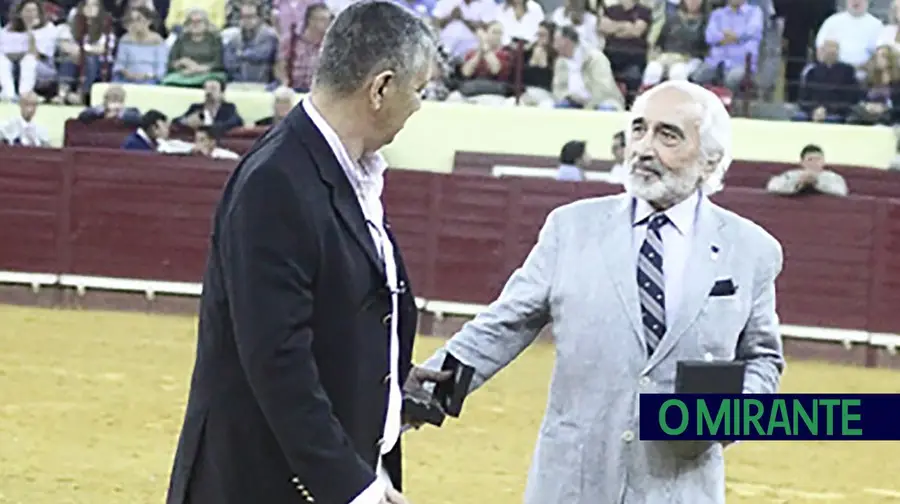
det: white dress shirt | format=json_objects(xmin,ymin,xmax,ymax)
[
  {"xmin": 432, "ymin": 0, "xmax": 498, "ymax": 59},
  {"xmin": 302, "ymin": 98, "xmax": 402, "ymax": 504},
  {"xmin": 814, "ymin": 11, "xmax": 883, "ymax": 67},
  {"xmin": 496, "ymin": 1, "xmax": 544, "ymax": 45},
  {"xmin": 631, "ymin": 190, "xmax": 701, "ymax": 322}
]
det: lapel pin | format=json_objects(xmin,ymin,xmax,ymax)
[{"xmin": 710, "ymin": 245, "xmax": 719, "ymax": 261}]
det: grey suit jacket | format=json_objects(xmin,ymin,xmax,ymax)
[{"xmin": 422, "ymin": 193, "xmax": 786, "ymax": 504}]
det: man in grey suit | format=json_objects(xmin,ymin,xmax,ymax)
[{"xmin": 405, "ymin": 81, "xmax": 786, "ymax": 504}]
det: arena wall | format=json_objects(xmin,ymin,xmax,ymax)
[{"xmin": 1, "ymin": 147, "xmax": 898, "ymax": 369}]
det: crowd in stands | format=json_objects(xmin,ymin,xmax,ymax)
[{"xmin": 1, "ymin": 0, "xmax": 900, "ymax": 150}]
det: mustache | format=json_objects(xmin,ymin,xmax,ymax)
[{"xmin": 628, "ymin": 157, "xmax": 666, "ymax": 176}]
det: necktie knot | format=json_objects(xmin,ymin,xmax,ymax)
[{"xmin": 648, "ymin": 213, "xmax": 669, "ymax": 231}]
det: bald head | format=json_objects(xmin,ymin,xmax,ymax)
[
  {"xmin": 19, "ymin": 92, "xmax": 39, "ymax": 121},
  {"xmin": 623, "ymin": 81, "xmax": 732, "ymax": 207}
]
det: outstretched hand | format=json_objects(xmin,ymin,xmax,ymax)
[{"xmin": 402, "ymin": 365, "xmax": 453, "ymax": 429}]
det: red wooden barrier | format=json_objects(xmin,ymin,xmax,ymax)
[{"xmin": 0, "ymin": 147, "xmax": 899, "ymax": 365}]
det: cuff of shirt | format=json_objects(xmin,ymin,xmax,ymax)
[{"xmin": 348, "ymin": 476, "xmax": 387, "ymax": 504}]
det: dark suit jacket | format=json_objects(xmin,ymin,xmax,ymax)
[
  {"xmin": 165, "ymin": 105, "xmax": 418, "ymax": 504},
  {"xmin": 121, "ymin": 132, "xmax": 154, "ymax": 150},
  {"xmin": 177, "ymin": 102, "xmax": 244, "ymax": 132}
]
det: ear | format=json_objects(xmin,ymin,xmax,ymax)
[
  {"xmin": 703, "ymin": 151, "xmax": 723, "ymax": 177},
  {"xmin": 368, "ymin": 70, "xmax": 395, "ymax": 111}
]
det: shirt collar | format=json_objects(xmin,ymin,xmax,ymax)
[
  {"xmin": 632, "ymin": 190, "xmax": 702, "ymax": 237},
  {"xmin": 301, "ymin": 97, "xmax": 388, "ymax": 197}
]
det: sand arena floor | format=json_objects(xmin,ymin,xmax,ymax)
[{"xmin": 1, "ymin": 304, "xmax": 900, "ymax": 504}]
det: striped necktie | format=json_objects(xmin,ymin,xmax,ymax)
[{"xmin": 637, "ymin": 213, "xmax": 669, "ymax": 355}]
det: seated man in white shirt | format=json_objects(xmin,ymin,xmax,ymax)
[
  {"xmin": 432, "ymin": 0, "xmax": 497, "ymax": 60},
  {"xmin": 815, "ymin": 0, "xmax": 883, "ymax": 73},
  {"xmin": 766, "ymin": 144, "xmax": 848, "ymax": 197},
  {"xmin": 0, "ymin": 92, "xmax": 50, "ymax": 147},
  {"xmin": 157, "ymin": 125, "xmax": 240, "ymax": 160}
]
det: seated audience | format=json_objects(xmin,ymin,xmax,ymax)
[
  {"xmin": 158, "ymin": 125, "xmax": 240, "ymax": 159},
  {"xmin": 56, "ymin": 0, "xmax": 114, "ymax": 105},
  {"xmin": 551, "ymin": 26, "xmax": 624, "ymax": 110},
  {"xmin": 77, "ymin": 84, "xmax": 141, "ymax": 124},
  {"xmin": 642, "ymin": 0, "xmax": 706, "ymax": 86},
  {"xmin": 175, "ymin": 77, "xmax": 244, "ymax": 132},
  {"xmin": 224, "ymin": 1, "xmax": 278, "ymax": 85},
  {"xmin": 107, "ymin": 0, "xmax": 168, "ymax": 37},
  {"xmin": 0, "ymin": 0, "xmax": 59, "ymax": 101},
  {"xmin": 112, "ymin": 6, "xmax": 169, "ymax": 84},
  {"xmin": 255, "ymin": 85, "xmax": 294, "ymax": 126},
  {"xmin": 794, "ymin": 39, "xmax": 859, "ymax": 123},
  {"xmin": 766, "ymin": 144, "xmax": 848, "ymax": 197},
  {"xmin": 225, "ymin": 0, "xmax": 272, "ymax": 28},
  {"xmin": 599, "ymin": 0, "xmax": 652, "ymax": 95},
  {"xmin": 0, "ymin": 92, "xmax": 49, "ymax": 146},
  {"xmin": 122, "ymin": 109, "xmax": 170, "ymax": 150},
  {"xmin": 556, "ymin": 139, "xmax": 589, "ymax": 181},
  {"xmin": 847, "ymin": 44, "xmax": 900, "ymax": 125},
  {"xmin": 609, "ymin": 130, "xmax": 626, "ymax": 182},
  {"xmin": 276, "ymin": 2, "xmax": 330, "ymax": 92},
  {"xmin": 550, "ymin": 0, "xmax": 601, "ymax": 50},
  {"xmin": 431, "ymin": 0, "xmax": 497, "ymax": 60},
  {"xmin": 692, "ymin": 0, "xmax": 763, "ymax": 92},
  {"xmin": 815, "ymin": 0, "xmax": 883, "ymax": 72},
  {"xmin": 163, "ymin": 8, "xmax": 226, "ymax": 87},
  {"xmin": 517, "ymin": 21, "xmax": 556, "ymax": 107},
  {"xmin": 496, "ymin": 0, "xmax": 543, "ymax": 45},
  {"xmin": 876, "ymin": 0, "xmax": 900, "ymax": 53},
  {"xmin": 452, "ymin": 22, "xmax": 512, "ymax": 100},
  {"xmin": 395, "ymin": 0, "xmax": 436, "ymax": 18}
]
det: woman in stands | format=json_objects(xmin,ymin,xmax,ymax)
[
  {"xmin": 516, "ymin": 20, "xmax": 557, "ymax": 107},
  {"xmin": 111, "ymin": 5, "xmax": 168, "ymax": 84},
  {"xmin": 450, "ymin": 21, "xmax": 513, "ymax": 103},
  {"xmin": 0, "ymin": 0, "xmax": 59, "ymax": 102},
  {"xmin": 640, "ymin": 0, "xmax": 707, "ymax": 87},
  {"xmin": 161, "ymin": 7, "xmax": 225, "ymax": 87},
  {"xmin": 56, "ymin": 0, "xmax": 115, "ymax": 105},
  {"xmin": 848, "ymin": 44, "xmax": 900, "ymax": 126}
]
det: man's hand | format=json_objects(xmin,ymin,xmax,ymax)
[
  {"xmin": 383, "ymin": 487, "xmax": 410, "ymax": 504},
  {"xmin": 721, "ymin": 30, "xmax": 738, "ymax": 45},
  {"xmin": 403, "ymin": 366, "xmax": 453, "ymax": 428}
]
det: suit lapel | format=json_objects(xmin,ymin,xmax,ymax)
[
  {"xmin": 289, "ymin": 106, "xmax": 386, "ymax": 278},
  {"xmin": 599, "ymin": 196, "xmax": 645, "ymax": 349},
  {"xmin": 646, "ymin": 200, "xmax": 728, "ymax": 369}
]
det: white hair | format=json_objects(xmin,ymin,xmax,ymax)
[{"xmin": 625, "ymin": 80, "xmax": 733, "ymax": 195}]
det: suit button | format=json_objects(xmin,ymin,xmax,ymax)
[
  {"xmin": 382, "ymin": 313, "xmax": 392, "ymax": 326},
  {"xmin": 291, "ymin": 476, "xmax": 300, "ymax": 484},
  {"xmin": 383, "ymin": 373, "xmax": 391, "ymax": 384},
  {"xmin": 622, "ymin": 430, "xmax": 635, "ymax": 442}
]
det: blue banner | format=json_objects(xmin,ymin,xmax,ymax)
[{"xmin": 638, "ymin": 394, "xmax": 900, "ymax": 441}]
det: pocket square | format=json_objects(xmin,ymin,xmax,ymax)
[{"xmin": 710, "ymin": 279, "xmax": 737, "ymax": 296}]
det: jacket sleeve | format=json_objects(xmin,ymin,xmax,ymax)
[{"xmin": 219, "ymin": 162, "xmax": 377, "ymax": 504}]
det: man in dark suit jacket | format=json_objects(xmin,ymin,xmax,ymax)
[
  {"xmin": 164, "ymin": 2, "xmax": 441, "ymax": 504},
  {"xmin": 175, "ymin": 77, "xmax": 244, "ymax": 133},
  {"xmin": 121, "ymin": 110, "xmax": 169, "ymax": 150}
]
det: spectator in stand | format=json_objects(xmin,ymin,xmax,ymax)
[
  {"xmin": 556, "ymin": 139, "xmax": 589, "ymax": 181},
  {"xmin": 550, "ymin": 0, "xmax": 601, "ymax": 50},
  {"xmin": 175, "ymin": 77, "xmax": 244, "ymax": 132},
  {"xmin": 609, "ymin": 129, "xmax": 626, "ymax": 182},
  {"xmin": 0, "ymin": 0, "xmax": 59, "ymax": 102},
  {"xmin": 815, "ymin": 0, "xmax": 883, "ymax": 73},
  {"xmin": 599, "ymin": 0, "xmax": 652, "ymax": 96},
  {"xmin": 847, "ymin": 45, "xmax": 900, "ymax": 125},
  {"xmin": 225, "ymin": 0, "xmax": 272, "ymax": 27},
  {"xmin": 432, "ymin": 0, "xmax": 496, "ymax": 61},
  {"xmin": 104, "ymin": 0, "xmax": 169, "ymax": 37},
  {"xmin": 269, "ymin": 0, "xmax": 318, "ymax": 54},
  {"xmin": 551, "ymin": 25, "xmax": 624, "ymax": 110},
  {"xmin": 451, "ymin": 21, "xmax": 511, "ymax": 100},
  {"xmin": 0, "ymin": 92, "xmax": 48, "ymax": 146},
  {"xmin": 496, "ymin": 0, "xmax": 543, "ymax": 45},
  {"xmin": 56, "ymin": 0, "xmax": 114, "ymax": 105},
  {"xmin": 766, "ymin": 144, "xmax": 848, "ymax": 197},
  {"xmin": 191, "ymin": 125, "xmax": 239, "ymax": 159},
  {"xmin": 422, "ymin": 46, "xmax": 452, "ymax": 101},
  {"xmin": 641, "ymin": 0, "xmax": 706, "ymax": 87},
  {"xmin": 794, "ymin": 39, "xmax": 859, "ymax": 123},
  {"xmin": 255, "ymin": 85, "xmax": 294, "ymax": 126},
  {"xmin": 692, "ymin": 0, "xmax": 763, "ymax": 92},
  {"xmin": 163, "ymin": 8, "xmax": 225, "ymax": 87},
  {"xmin": 77, "ymin": 84, "xmax": 141, "ymax": 124},
  {"xmin": 876, "ymin": 0, "xmax": 900, "ymax": 53},
  {"xmin": 394, "ymin": 0, "xmax": 435, "ymax": 18},
  {"xmin": 276, "ymin": 2, "xmax": 330, "ymax": 91},
  {"xmin": 122, "ymin": 108, "xmax": 169, "ymax": 150},
  {"xmin": 517, "ymin": 20, "xmax": 556, "ymax": 107},
  {"xmin": 112, "ymin": 5, "xmax": 168, "ymax": 83},
  {"xmin": 224, "ymin": 1, "xmax": 278, "ymax": 85}
]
